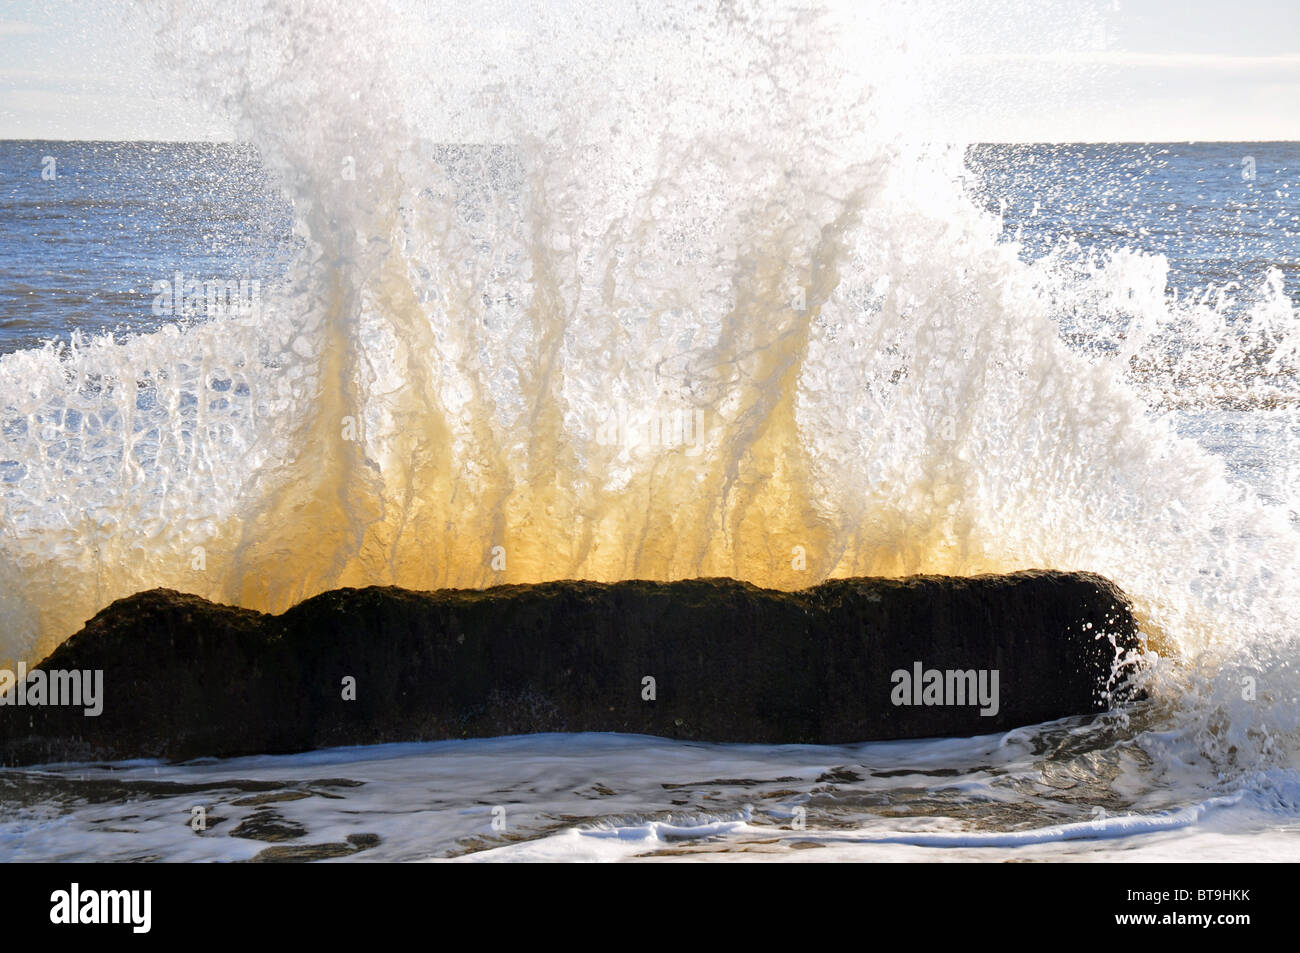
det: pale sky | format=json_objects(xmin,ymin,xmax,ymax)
[{"xmin": 1, "ymin": 0, "xmax": 1298, "ymax": 142}]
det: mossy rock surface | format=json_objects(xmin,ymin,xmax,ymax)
[{"xmin": 0, "ymin": 571, "xmax": 1142, "ymax": 765}]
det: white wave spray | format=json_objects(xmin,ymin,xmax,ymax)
[{"xmin": 0, "ymin": 0, "xmax": 1297, "ymax": 784}]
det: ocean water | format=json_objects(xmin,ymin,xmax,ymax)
[
  {"xmin": 1, "ymin": 0, "xmax": 1299, "ymax": 862},
  {"xmin": 0, "ymin": 141, "xmax": 292, "ymax": 355}
]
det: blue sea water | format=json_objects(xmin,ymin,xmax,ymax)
[
  {"xmin": 2, "ymin": 141, "xmax": 1296, "ymax": 355},
  {"xmin": 0, "ymin": 140, "xmax": 292, "ymax": 354},
  {"xmin": 0, "ymin": 139, "xmax": 1298, "ymax": 862},
  {"xmin": 967, "ymin": 142, "xmax": 1299, "ymax": 305}
]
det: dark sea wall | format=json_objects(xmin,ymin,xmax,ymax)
[{"xmin": 0, "ymin": 571, "xmax": 1142, "ymax": 765}]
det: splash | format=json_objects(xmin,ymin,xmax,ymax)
[{"xmin": 1, "ymin": 0, "xmax": 1297, "ymax": 777}]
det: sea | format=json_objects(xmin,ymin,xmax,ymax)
[{"xmin": 0, "ymin": 2, "xmax": 1298, "ymax": 862}]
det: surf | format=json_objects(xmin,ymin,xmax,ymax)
[{"xmin": 0, "ymin": 0, "xmax": 1296, "ymax": 797}]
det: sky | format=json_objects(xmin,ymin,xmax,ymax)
[{"xmin": 1, "ymin": 0, "xmax": 1298, "ymax": 142}]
